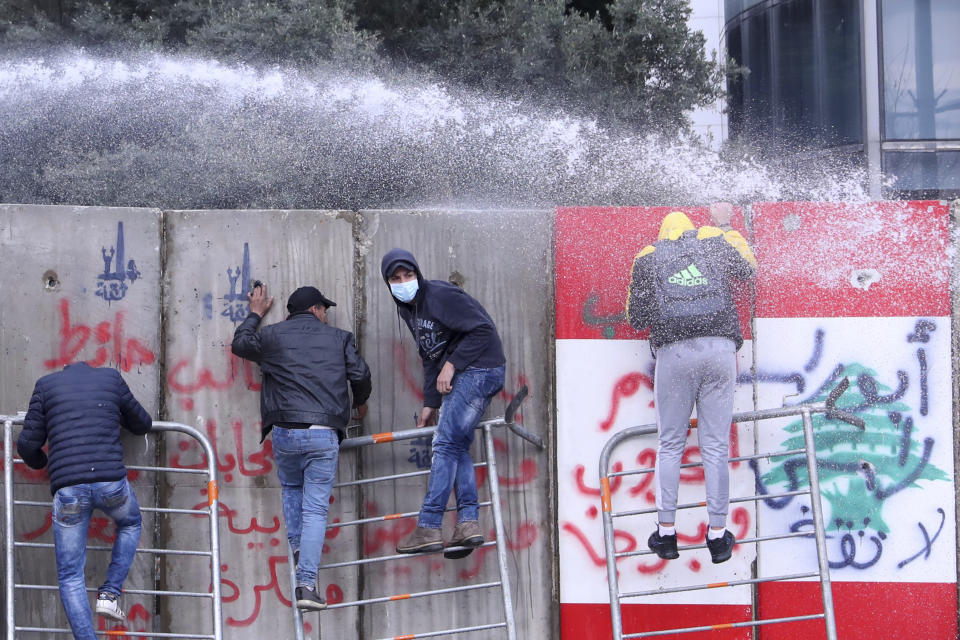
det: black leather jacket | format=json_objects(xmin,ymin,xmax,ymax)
[{"xmin": 232, "ymin": 311, "xmax": 372, "ymax": 442}]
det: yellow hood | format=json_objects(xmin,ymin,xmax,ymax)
[{"xmin": 658, "ymin": 211, "xmax": 696, "ymax": 241}]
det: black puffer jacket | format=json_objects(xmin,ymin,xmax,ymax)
[
  {"xmin": 232, "ymin": 311, "xmax": 372, "ymax": 442},
  {"xmin": 18, "ymin": 363, "xmax": 152, "ymax": 495}
]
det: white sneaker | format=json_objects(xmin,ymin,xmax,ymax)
[{"xmin": 95, "ymin": 592, "xmax": 125, "ymax": 621}]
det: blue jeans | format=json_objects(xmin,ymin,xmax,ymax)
[
  {"xmin": 418, "ymin": 365, "xmax": 505, "ymax": 529},
  {"xmin": 272, "ymin": 427, "xmax": 339, "ymax": 588},
  {"xmin": 52, "ymin": 478, "xmax": 142, "ymax": 640}
]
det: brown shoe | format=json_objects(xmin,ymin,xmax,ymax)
[
  {"xmin": 396, "ymin": 526, "xmax": 443, "ymax": 554},
  {"xmin": 444, "ymin": 520, "xmax": 484, "ymax": 559}
]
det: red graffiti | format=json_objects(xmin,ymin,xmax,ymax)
[
  {"xmin": 22, "ymin": 512, "xmax": 52, "ymax": 540},
  {"xmin": 167, "ymin": 346, "xmax": 261, "ymax": 395},
  {"xmin": 474, "ymin": 437, "xmax": 539, "ymax": 487},
  {"xmin": 44, "ymin": 299, "xmax": 156, "ymax": 372},
  {"xmin": 458, "ymin": 521, "xmax": 539, "ymax": 579},
  {"xmin": 627, "ymin": 450, "xmax": 657, "ymax": 499},
  {"xmin": 225, "ymin": 554, "xmax": 335, "ymax": 627},
  {"xmin": 574, "ymin": 461, "xmax": 622, "ymax": 496},
  {"xmin": 562, "ymin": 521, "xmax": 638, "ymax": 567},
  {"xmin": 191, "ymin": 498, "xmax": 281, "ymax": 535},
  {"xmin": 0, "ymin": 440, "xmax": 49, "ymax": 481},
  {"xmin": 171, "ymin": 418, "xmax": 273, "ymax": 483},
  {"xmin": 96, "ymin": 603, "xmax": 151, "ymax": 639},
  {"xmin": 600, "ymin": 371, "xmax": 654, "ymax": 431},
  {"xmin": 364, "ymin": 519, "xmax": 417, "ymax": 555},
  {"xmin": 393, "ymin": 341, "xmax": 425, "ymax": 402},
  {"xmin": 21, "ymin": 513, "xmax": 118, "ymax": 543}
]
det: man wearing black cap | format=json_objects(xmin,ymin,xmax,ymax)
[{"xmin": 232, "ymin": 283, "xmax": 371, "ymax": 611}]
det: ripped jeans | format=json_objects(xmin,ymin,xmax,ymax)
[{"xmin": 53, "ymin": 478, "xmax": 142, "ymax": 640}]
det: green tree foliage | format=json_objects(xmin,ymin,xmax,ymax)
[
  {"xmin": 0, "ymin": 0, "xmax": 723, "ymax": 130},
  {"xmin": 762, "ymin": 365, "xmax": 949, "ymax": 534}
]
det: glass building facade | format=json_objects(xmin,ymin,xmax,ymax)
[{"xmin": 725, "ymin": 0, "xmax": 960, "ymax": 198}]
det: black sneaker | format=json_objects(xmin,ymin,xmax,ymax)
[
  {"xmin": 295, "ymin": 586, "xmax": 326, "ymax": 611},
  {"xmin": 647, "ymin": 530, "xmax": 679, "ymax": 560},
  {"xmin": 706, "ymin": 530, "xmax": 735, "ymax": 564}
]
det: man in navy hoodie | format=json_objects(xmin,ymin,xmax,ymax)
[
  {"xmin": 381, "ymin": 249, "xmax": 506, "ymax": 558},
  {"xmin": 18, "ymin": 362, "xmax": 152, "ymax": 639}
]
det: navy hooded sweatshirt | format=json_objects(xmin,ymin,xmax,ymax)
[{"xmin": 381, "ymin": 249, "xmax": 505, "ymax": 408}]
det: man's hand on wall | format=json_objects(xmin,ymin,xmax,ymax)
[
  {"xmin": 248, "ymin": 282, "xmax": 274, "ymax": 317},
  {"xmin": 709, "ymin": 202, "xmax": 734, "ymax": 229}
]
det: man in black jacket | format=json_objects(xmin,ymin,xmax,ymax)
[
  {"xmin": 18, "ymin": 362, "xmax": 152, "ymax": 638},
  {"xmin": 381, "ymin": 249, "xmax": 505, "ymax": 559},
  {"xmin": 232, "ymin": 284, "xmax": 371, "ymax": 611}
]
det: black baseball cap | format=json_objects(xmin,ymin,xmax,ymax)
[{"xmin": 286, "ymin": 286, "xmax": 337, "ymax": 313}]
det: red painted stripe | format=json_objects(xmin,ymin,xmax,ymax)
[
  {"xmin": 757, "ymin": 581, "xmax": 957, "ymax": 640},
  {"xmin": 554, "ymin": 206, "xmax": 752, "ymax": 340},
  {"xmin": 753, "ymin": 201, "xmax": 950, "ymax": 318},
  {"xmin": 561, "ymin": 602, "xmax": 752, "ymax": 639},
  {"xmin": 560, "ymin": 581, "xmax": 957, "ymax": 639}
]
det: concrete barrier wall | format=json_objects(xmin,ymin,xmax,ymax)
[
  {"xmin": 3, "ymin": 202, "xmax": 957, "ymax": 640},
  {"xmin": 0, "ymin": 205, "xmax": 556, "ymax": 639}
]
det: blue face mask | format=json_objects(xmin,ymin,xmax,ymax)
[{"xmin": 390, "ymin": 279, "xmax": 419, "ymax": 303}]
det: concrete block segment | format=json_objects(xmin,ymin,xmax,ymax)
[
  {"xmin": 356, "ymin": 209, "xmax": 555, "ymax": 640},
  {"xmin": 161, "ymin": 209, "xmax": 358, "ymax": 638},
  {"xmin": 0, "ymin": 204, "xmax": 162, "ymax": 636}
]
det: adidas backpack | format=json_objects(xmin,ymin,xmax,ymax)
[{"xmin": 651, "ymin": 234, "xmax": 731, "ymax": 320}]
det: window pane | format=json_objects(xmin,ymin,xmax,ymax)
[
  {"xmin": 883, "ymin": 151, "xmax": 960, "ymax": 197},
  {"xmin": 881, "ymin": 0, "xmax": 960, "ymax": 140},
  {"xmin": 775, "ymin": 0, "xmax": 816, "ymax": 146},
  {"xmin": 727, "ymin": 24, "xmax": 745, "ymax": 140},
  {"xmin": 821, "ymin": 0, "xmax": 862, "ymax": 145},
  {"xmin": 744, "ymin": 10, "xmax": 772, "ymax": 133}
]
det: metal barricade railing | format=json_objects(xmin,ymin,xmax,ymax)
[
  {"xmin": 3, "ymin": 417, "xmax": 224, "ymax": 639},
  {"xmin": 599, "ymin": 379, "xmax": 865, "ymax": 640},
  {"xmin": 289, "ymin": 387, "xmax": 543, "ymax": 640}
]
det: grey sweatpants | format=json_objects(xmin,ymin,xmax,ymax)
[{"xmin": 653, "ymin": 336, "xmax": 736, "ymax": 529}]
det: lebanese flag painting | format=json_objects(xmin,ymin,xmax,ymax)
[{"xmin": 555, "ymin": 201, "xmax": 956, "ymax": 640}]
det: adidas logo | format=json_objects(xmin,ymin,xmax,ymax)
[{"xmin": 668, "ymin": 264, "xmax": 708, "ymax": 286}]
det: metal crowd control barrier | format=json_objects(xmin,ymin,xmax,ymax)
[
  {"xmin": 288, "ymin": 386, "xmax": 543, "ymax": 640},
  {"xmin": 3, "ymin": 417, "xmax": 224, "ymax": 639},
  {"xmin": 599, "ymin": 379, "xmax": 865, "ymax": 640}
]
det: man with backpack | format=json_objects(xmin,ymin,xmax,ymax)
[{"xmin": 626, "ymin": 203, "xmax": 756, "ymax": 564}]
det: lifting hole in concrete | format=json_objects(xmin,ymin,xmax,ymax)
[
  {"xmin": 449, "ymin": 271, "xmax": 465, "ymax": 288},
  {"xmin": 43, "ymin": 269, "xmax": 60, "ymax": 292}
]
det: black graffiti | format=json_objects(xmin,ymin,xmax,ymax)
[
  {"xmin": 789, "ymin": 515, "xmax": 884, "ymax": 569},
  {"xmin": 856, "ymin": 436, "xmax": 935, "ymax": 500},
  {"xmin": 751, "ymin": 456, "xmax": 866, "ymax": 510},
  {"xmin": 797, "ymin": 363, "xmax": 846, "ymax": 405},
  {"xmin": 581, "ymin": 293, "xmax": 626, "ymax": 339},
  {"xmin": 736, "ymin": 370, "xmax": 805, "ymax": 393},
  {"xmin": 897, "ymin": 508, "xmax": 946, "ymax": 568},
  {"xmin": 906, "ymin": 319, "xmax": 936, "ymax": 343},
  {"xmin": 803, "ymin": 328, "xmax": 825, "ymax": 372},
  {"xmin": 846, "ymin": 370, "xmax": 909, "ymax": 413},
  {"xmin": 917, "ymin": 348, "xmax": 928, "ymax": 416},
  {"xmin": 887, "ymin": 412, "xmax": 914, "ymax": 467}
]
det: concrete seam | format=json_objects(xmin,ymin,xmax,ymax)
[
  {"xmin": 351, "ymin": 208, "xmax": 368, "ymax": 640},
  {"xmin": 156, "ymin": 208, "xmax": 171, "ymax": 632}
]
